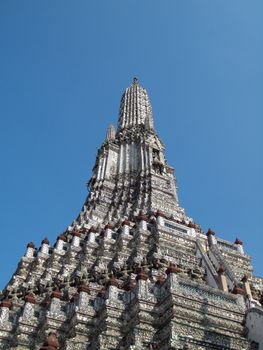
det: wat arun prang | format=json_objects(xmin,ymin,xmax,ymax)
[{"xmin": 0, "ymin": 79, "xmax": 263, "ymax": 350}]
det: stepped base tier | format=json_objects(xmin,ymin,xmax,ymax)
[{"xmin": 1, "ymin": 78, "xmax": 262, "ymax": 350}]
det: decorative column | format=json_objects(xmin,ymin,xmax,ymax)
[
  {"xmin": 138, "ymin": 213, "xmax": 148, "ymax": 231},
  {"xmin": 49, "ymin": 290, "xmax": 62, "ymax": 315},
  {"xmin": 87, "ymin": 227, "xmax": 97, "ymax": 243},
  {"xmin": 187, "ymin": 221, "xmax": 197, "ymax": 238},
  {"xmin": 232, "ymin": 285, "xmax": 246, "ymax": 307},
  {"xmin": 104, "ymin": 224, "xmax": 113, "ymax": 240},
  {"xmin": 206, "ymin": 228, "xmax": 217, "ymax": 246},
  {"xmin": 77, "ymin": 284, "xmax": 90, "ymax": 310},
  {"xmin": 0, "ymin": 299, "xmax": 12, "ymax": 324},
  {"xmin": 106, "ymin": 275, "xmax": 119, "ymax": 299},
  {"xmin": 136, "ymin": 269, "xmax": 149, "ymax": 297},
  {"xmin": 22, "ymin": 294, "xmax": 36, "ymax": 318},
  {"xmin": 72, "ymin": 231, "xmax": 80, "ymax": 247},
  {"xmin": 122, "ymin": 220, "xmax": 131, "ymax": 235},
  {"xmin": 25, "ymin": 242, "xmax": 35, "ymax": 258},
  {"xmin": 217, "ymin": 266, "xmax": 228, "ymax": 292},
  {"xmin": 40, "ymin": 238, "xmax": 50, "ymax": 254},
  {"xmin": 241, "ymin": 275, "xmax": 252, "ymax": 299},
  {"xmin": 156, "ymin": 210, "xmax": 166, "ymax": 226},
  {"xmin": 234, "ymin": 238, "xmax": 244, "ymax": 254},
  {"xmin": 55, "ymin": 234, "xmax": 66, "ymax": 251},
  {"xmin": 166, "ymin": 263, "xmax": 180, "ymax": 288}
]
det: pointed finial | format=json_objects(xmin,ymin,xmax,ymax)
[{"xmin": 133, "ymin": 77, "xmax": 139, "ymax": 85}]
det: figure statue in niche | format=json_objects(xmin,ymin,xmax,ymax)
[{"xmin": 152, "ymin": 148, "xmax": 164, "ymax": 175}]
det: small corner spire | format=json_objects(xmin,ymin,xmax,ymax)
[{"xmin": 106, "ymin": 124, "xmax": 116, "ymax": 140}]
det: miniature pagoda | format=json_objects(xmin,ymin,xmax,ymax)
[{"xmin": 0, "ymin": 78, "xmax": 262, "ymax": 350}]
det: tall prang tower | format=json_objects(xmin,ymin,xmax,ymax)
[{"xmin": 0, "ymin": 79, "xmax": 263, "ymax": 350}]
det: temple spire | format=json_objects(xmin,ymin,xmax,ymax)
[{"xmin": 118, "ymin": 78, "xmax": 154, "ymax": 131}]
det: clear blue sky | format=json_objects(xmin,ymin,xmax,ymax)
[{"xmin": 0, "ymin": 1, "xmax": 262, "ymax": 288}]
